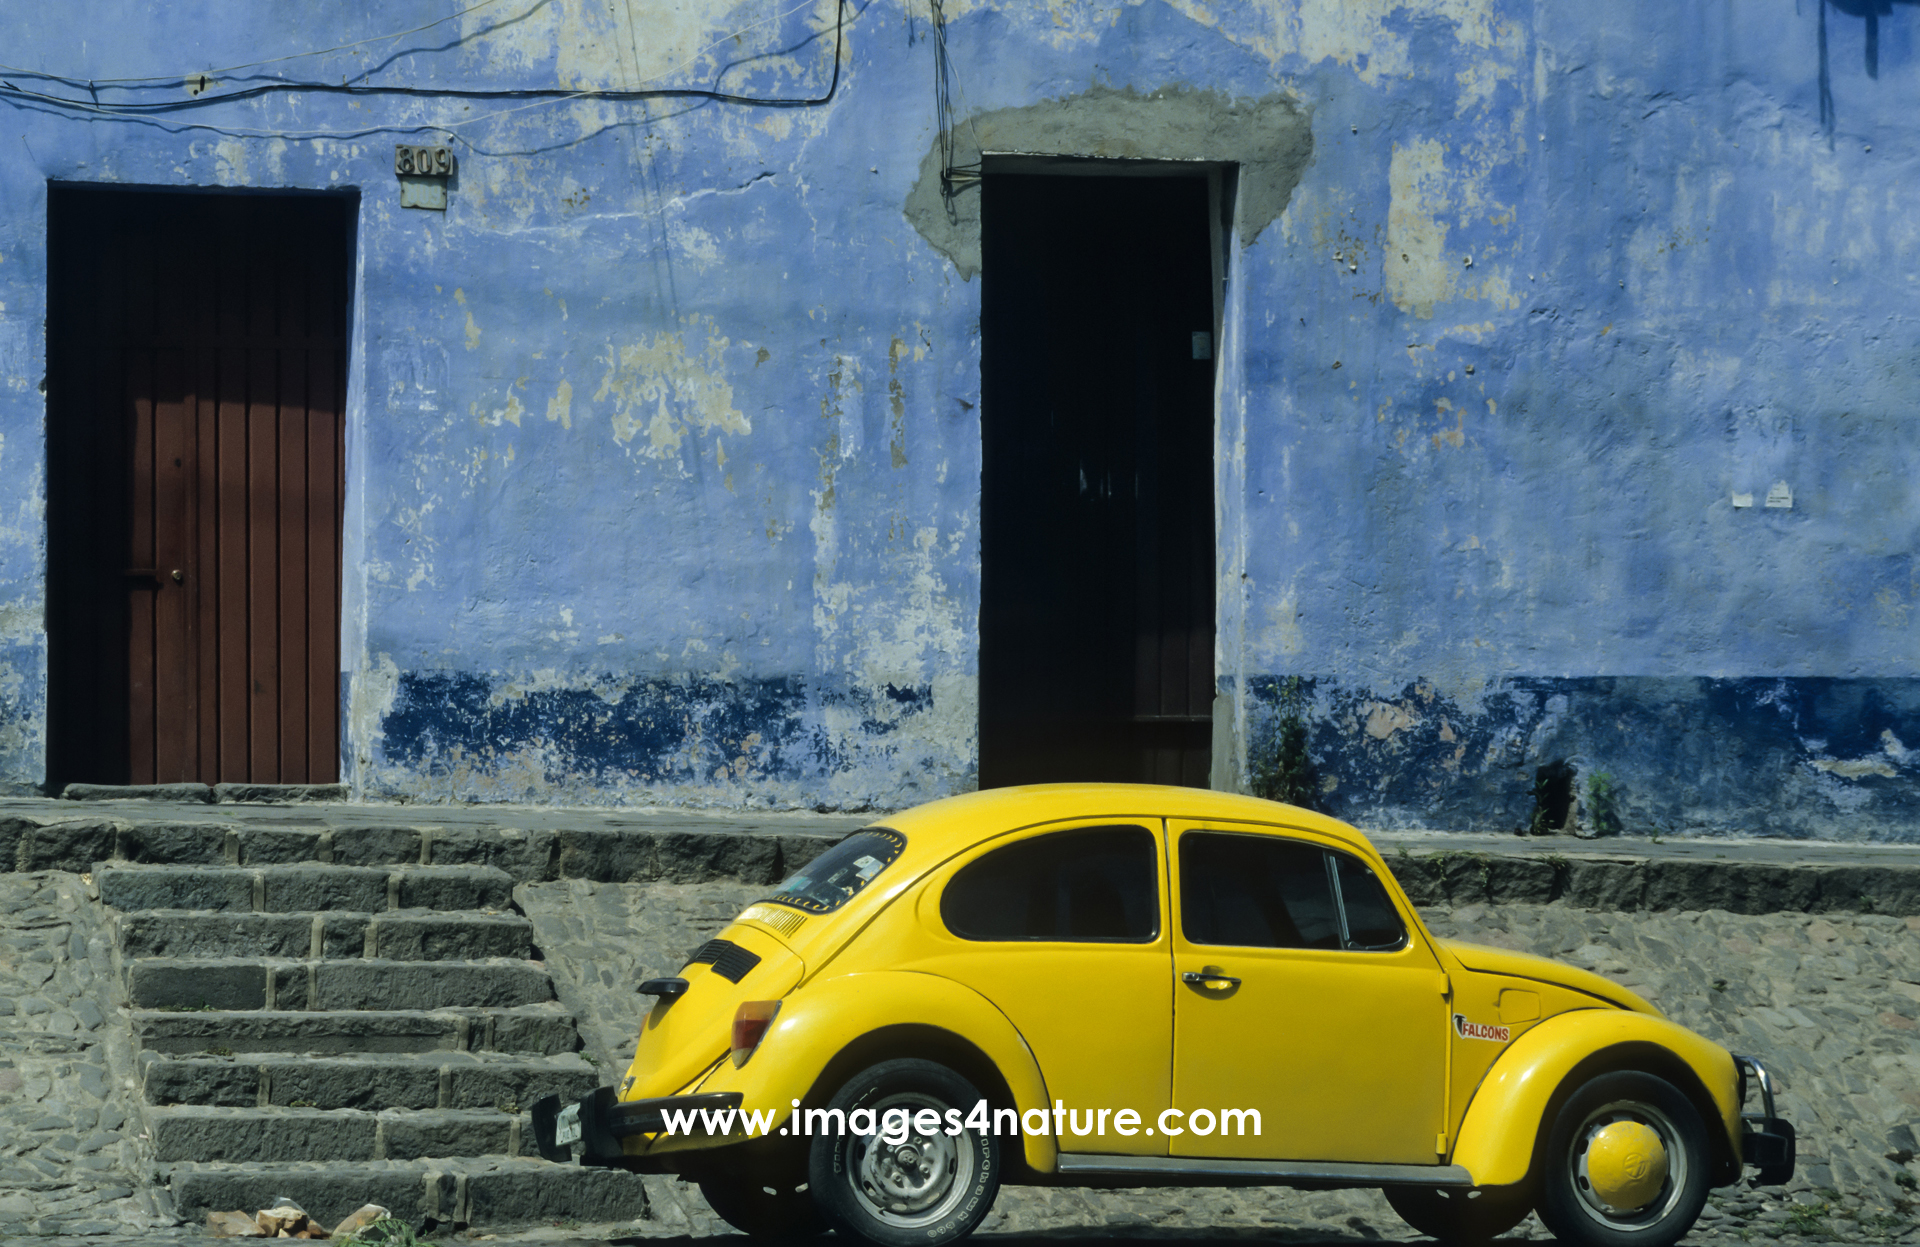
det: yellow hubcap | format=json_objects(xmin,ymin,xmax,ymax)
[{"xmin": 1585, "ymin": 1120, "xmax": 1668, "ymax": 1211}]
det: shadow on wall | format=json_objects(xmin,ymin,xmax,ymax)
[
  {"xmin": 1247, "ymin": 675, "xmax": 1920, "ymax": 841},
  {"xmin": 1819, "ymin": 0, "xmax": 1918, "ymax": 133}
]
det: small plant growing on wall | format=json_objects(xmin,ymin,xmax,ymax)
[
  {"xmin": 1583, "ymin": 770, "xmax": 1623, "ymax": 837},
  {"xmin": 1251, "ymin": 677, "xmax": 1318, "ymax": 808},
  {"xmin": 1528, "ymin": 760, "xmax": 1576, "ymax": 835}
]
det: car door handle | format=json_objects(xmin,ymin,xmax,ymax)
[{"xmin": 1182, "ymin": 970, "xmax": 1241, "ymax": 988}]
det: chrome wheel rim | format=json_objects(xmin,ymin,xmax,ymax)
[
  {"xmin": 847, "ymin": 1092, "xmax": 971, "ymax": 1229},
  {"xmin": 1569, "ymin": 1099, "xmax": 1688, "ymax": 1230}
]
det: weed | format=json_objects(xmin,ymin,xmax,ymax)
[
  {"xmin": 288, "ymin": 1099, "xmax": 318, "ymax": 1108},
  {"xmin": 338, "ymin": 1216, "xmax": 433, "ymax": 1247},
  {"xmin": 1784, "ymin": 1200, "xmax": 1831, "ymax": 1236},
  {"xmin": 1584, "ymin": 770, "xmax": 1623, "ymax": 836},
  {"xmin": 1711, "ymin": 979, "xmax": 1728, "ymax": 992},
  {"xmin": 495, "ymin": 1099, "xmax": 520, "ymax": 1115},
  {"xmin": 1250, "ymin": 677, "xmax": 1317, "ymax": 808},
  {"xmin": 1529, "ymin": 760, "xmax": 1576, "ymax": 834},
  {"xmin": 207, "ymin": 1045, "xmax": 233, "ymax": 1057},
  {"xmin": 1894, "ymin": 1172, "xmax": 1917, "ymax": 1191},
  {"xmin": 1860, "ymin": 1210, "xmax": 1908, "ymax": 1234}
]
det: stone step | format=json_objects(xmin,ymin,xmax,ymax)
[
  {"xmin": 118, "ymin": 909, "xmax": 535, "ymax": 961},
  {"xmin": 134, "ymin": 1005, "xmax": 581, "ymax": 1056},
  {"xmin": 98, "ymin": 864, "xmax": 514, "ymax": 914},
  {"xmin": 140, "ymin": 1050, "xmax": 600, "ymax": 1112},
  {"xmin": 146, "ymin": 1105, "xmax": 533, "ymax": 1163},
  {"xmin": 161, "ymin": 1158, "xmax": 651, "ymax": 1228},
  {"xmin": 9, "ymin": 810, "xmax": 837, "ymax": 882},
  {"xmin": 127, "ymin": 956, "xmax": 555, "ymax": 1012}
]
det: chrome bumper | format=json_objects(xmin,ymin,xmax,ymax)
[
  {"xmin": 531, "ymin": 1088, "xmax": 744, "ymax": 1166},
  {"xmin": 1736, "ymin": 1054, "xmax": 1796, "ymax": 1185}
]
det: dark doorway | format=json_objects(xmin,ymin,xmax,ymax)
[
  {"xmin": 46, "ymin": 188, "xmax": 352, "ymax": 788},
  {"xmin": 979, "ymin": 170, "xmax": 1221, "ymax": 788}
]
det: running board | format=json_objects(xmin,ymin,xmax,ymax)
[{"xmin": 1054, "ymin": 1155, "xmax": 1475, "ymax": 1186}]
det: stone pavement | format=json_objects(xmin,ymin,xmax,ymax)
[
  {"xmin": 7, "ymin": 790, "xmax": 1920, "ymax": 913},
  {"xmin": 521, "ymin": 878, "xmax": 1920, "ymax": 1246}
]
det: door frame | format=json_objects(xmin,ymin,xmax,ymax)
[
  {"xmin": 974, "ymin": 155, "xmax": 1239, "ymax": 789},
  {"xmin": 43, "ymin": 182, "xmax": 357, "ymax": 789}
]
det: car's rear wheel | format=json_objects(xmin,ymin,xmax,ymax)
[
  {"xmin": 1385, "ymin": 1184, "xmax": 1533, "ymax": 1244},
  {"xmin": 697, "ymin": 1177, "xmax": 828, "ymax": 1239},
  {"xmin": 1535, "ymin": 1070, "xmax": 1711, "ymax": 1247},
  {"xmin": 807, "ymin": 1059, "xmax": 1001, "ymax": 1247}
]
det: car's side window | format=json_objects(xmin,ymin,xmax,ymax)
[
  {"xmin": 1333, "ymin": 853, "xmax": 1408, "ymax": 951},
  {"xmin": 1181, "ymin": 833, "xmax": 1340, "ymax": 949},
  {"xmin": 941, "ymin": 825, "xmax": 1159, "ymax": 943},
  {"xmin": 1180, "ymin": 832, "xmax": 1407, "ymax": 952}
]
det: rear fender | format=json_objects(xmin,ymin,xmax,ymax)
[
  {"xmin": 1451, "ymin": 1009, "xmax": 1740, "ymax": 1187},
  {"xmin": 680, "ymin": 970, "xmax": 1058, "ymax": 1175}
]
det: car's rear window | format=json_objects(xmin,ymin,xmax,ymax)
[{"xmin": 759, "ymin": 828, "xmax": 906, "ymax": 914}]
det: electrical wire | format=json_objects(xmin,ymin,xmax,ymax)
[
  {"xmin": 0, "ymin": 0, "xmax": 845, "ymax": 114},
  {"xmin": 930, "ymin": 0, "xmax": 982, "ymax": 204},
  {"xmin": 0, "ymin": 0, "xmax": 508, "ymax": 85}
]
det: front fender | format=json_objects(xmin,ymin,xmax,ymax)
[
  {"xmin": 1451, "ymin": 1009, "xmax": 1740, "ymax": 1187},
  {"xmin": 673, "ymin": 970, "xmax": 1059, "ymax": 1175}
]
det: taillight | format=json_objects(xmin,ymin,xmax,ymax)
[{"xmin": 731, "ymin": 1001, "xmax": 781, "ymax": 1067}]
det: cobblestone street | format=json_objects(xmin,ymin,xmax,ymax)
[{"xmin": 521, "ymin": 880, "xmax": 1920, "ymax": 1245}]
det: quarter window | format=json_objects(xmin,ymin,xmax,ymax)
[
  {"xmin": 942, "ymin": 826, "xmax": 1159, "ymax": 943},
  {"xmin": 760, "ymin": 828, "xmax": 905, "ymax": 914},
  {"xmin": 1180, "ymin": 832, "xmax": 1407, "ymax": 952}
]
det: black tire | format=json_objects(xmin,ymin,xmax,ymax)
[
  {"xmin": 698, "ymin": 1177, "xmax": 829, "ymax": 1239},
  {"xmin": 806, "ymin": 1058, "xmax": 1001, "ymax": 1247},
  {"xmin": 1385, "ymin": 1184, "xmax": 1533, "ymax": 1245},
  {"xmin": 1535, "ymin": 1070, "xmax": 1711, "ymax": 1247}
]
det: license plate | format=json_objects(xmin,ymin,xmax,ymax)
[{"xmin": 555, "ymin": 1103, "xmax": 582, "ymax": 1146}]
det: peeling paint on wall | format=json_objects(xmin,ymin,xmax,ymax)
[
  {"xmin": 597, "ymin": 315, "xmax": 749, "ymax": 469},
  {"xmin": 0, "ymin": 0, "xmax": 1916, "ymax": 830},
  {"xmin": 905, "ymin": 85, "xmax": 1312, "ymax": 278}
]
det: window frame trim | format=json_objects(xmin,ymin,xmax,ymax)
[
  {"xmin": 933, "ymin": 819, "xmax": 1168, "ymax": 946},
  {"xmin": 1172, "ymin": 824, "xmax": 1412, "ymax": 955}
]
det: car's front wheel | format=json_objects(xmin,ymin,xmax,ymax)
[
  {"xmin": 1385, "ymin": 1183, "xmax": 1533, "ymax": 1245},
  {"xmin": 1535, "ymin": 1070, "xmax": 1711, "ymax": 1247},
  {"xmin": 807, "ymin": 1059, "xmax": 1001, "ymax": 1247},
  {"xmin": 697, "ymin": 1176, "xmax": 828, "ymax": 1239}
]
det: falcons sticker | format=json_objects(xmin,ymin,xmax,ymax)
[{"xmin": 1454, "ymin": 1013, "xmax": 1512, "ymax": 1043}]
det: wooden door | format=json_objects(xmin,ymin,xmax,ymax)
[
  {"xmin": 978, "ymin": 173, "xmax": 1218, "ymax": 788},
  {"xmin": 48, "ymin": 189, "xmax": 350, "ymax": 786}
]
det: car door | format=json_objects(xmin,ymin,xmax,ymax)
[
  {"xmin": 1168, "ymin": 821, "xmax": 1450, "ymax": 1164},
  {"xmin": 914, "ymin": 820, "xmax": 1172, "ymax": 1156}
]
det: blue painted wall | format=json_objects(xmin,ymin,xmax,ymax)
[{"xmin": 0, "ymin": 0, "xmax": 1915, "ymax": 835}]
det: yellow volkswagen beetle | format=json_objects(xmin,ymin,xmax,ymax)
[{"xmin": 532, "ymin": 785, "xmax": 1793, "ymax": 1246}]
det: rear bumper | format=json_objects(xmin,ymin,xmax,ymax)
[
  {"xmin": 1736, "ymin": 1054, "xmax": 1796, "ymax": 1185},
  {"xmin": 531, "ymin": 1088, "xmax": 745, "ymax": 1167}
]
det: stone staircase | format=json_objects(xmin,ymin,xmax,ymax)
[{"xmin": 92, "ymin": 824, "xmax": 653, "ymax": 1229}]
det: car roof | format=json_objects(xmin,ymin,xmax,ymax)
[{"xmin": 868, "ymin": 783, "xmax": 1377, "ymax": 866}]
